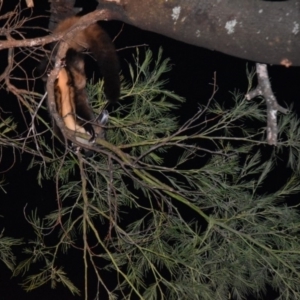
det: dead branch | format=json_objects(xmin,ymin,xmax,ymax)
[{"xmin": 245, "ymin": 63, "xmax": 289, "ymax": 146}]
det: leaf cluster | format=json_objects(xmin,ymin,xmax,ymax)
[{"xmin": 3, "ymin": 49, "xmax": 300, "ymax": 299}]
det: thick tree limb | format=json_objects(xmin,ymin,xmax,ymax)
[
  {"xmin": 96, "ymin": 0, "xmax": 300, "ymax": 66},
  {"xmin": 1, "ymin": 0, "xmax": 299, "ymax": 66}
]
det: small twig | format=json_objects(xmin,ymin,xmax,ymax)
[{"xmin": 245, "ymin": 63, "xmax": 289, "ymax": 146}]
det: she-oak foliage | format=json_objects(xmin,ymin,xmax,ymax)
[{"xmin": 1, "ymin": 49, "xmax": 300, "ymax": 299}]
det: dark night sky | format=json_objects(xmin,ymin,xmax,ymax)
[{"xmin": 0, "ymin": 0, "xmax": 299, "ymax": 299}]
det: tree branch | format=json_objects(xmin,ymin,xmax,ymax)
[{"xmin": 246, "ymin": 63, "xmax": 289, "ymax": 146}]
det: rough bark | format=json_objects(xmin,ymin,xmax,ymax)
[
  {"xmin": 97, "ymin": 0, "xmax": 300, "ymax": 67},
  {"xmin": 8, "ymin": 0, "xmax": 300, "ymax": 67}
]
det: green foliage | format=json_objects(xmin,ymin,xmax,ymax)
[
  {"xmin": 0, "ymin": 180, "xmax": 22, "ymax": 273},
  {"xmin": 0, "ymin": 230, "xmax": 22, "ymax": 272},
  {"xmin": 1, "ymin": 49, "xmax": 300, "ymax": 299}
]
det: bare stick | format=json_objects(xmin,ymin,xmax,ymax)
[{"xmin": 245, "ymin": 63, "xmax": 288, "ymax": 146}]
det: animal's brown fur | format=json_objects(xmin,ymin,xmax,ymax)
[{"xmin": 40, "ymin": 16, "xmax": 119, "ymax": 148}]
